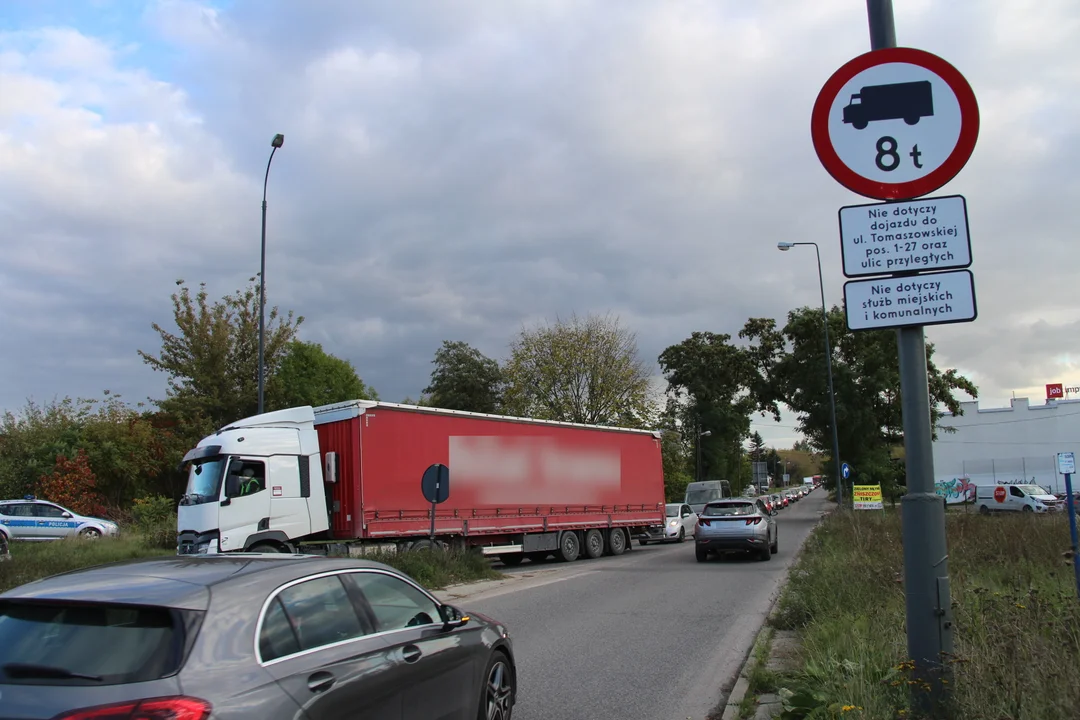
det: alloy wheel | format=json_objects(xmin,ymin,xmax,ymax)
[{"xmin": 485, "ymin": 658, "xmax": 513, "ymax": 720}]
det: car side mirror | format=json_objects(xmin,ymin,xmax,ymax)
[
  {"xmin": 440, "ymin": 604, "xmax": 470, "ymax": 630},
  {"xmin": 61, "ymin": 511, "xmax": 72, "ymax": 518}
]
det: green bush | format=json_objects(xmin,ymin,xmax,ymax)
[{"xmin": 131, "ymin": 495, "xmax": 177, "ymax": 549}]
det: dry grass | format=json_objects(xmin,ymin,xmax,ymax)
[{"xmin": 772, "ymin": 509, "xmax": 1080, "ymax": 719}]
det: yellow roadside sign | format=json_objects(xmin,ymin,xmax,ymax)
[{"xmin": 853, "ymin": 484, "xmax": 884, "ymax": 510}]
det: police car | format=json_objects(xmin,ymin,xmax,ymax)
[{"xmin": 0, "ymin": 497, "xmax": 119, "ymax": 541}]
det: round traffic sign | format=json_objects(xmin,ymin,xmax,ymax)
[
  {"xmin": 993, "ymin": 486, "xmax": 1006, "ymax": 503},
  {"xmin": 811, "ymin": 47, "xmax": 979, "ymax": 201}
]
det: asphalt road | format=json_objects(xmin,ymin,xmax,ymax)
[{"xmin": 442, "ymin": 489, "xmax": 831, "ymax": 720}]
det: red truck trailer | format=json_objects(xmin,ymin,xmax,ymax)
[{"xmin": 176, "ymin": 400, "xmax": 666, "ymax": 565}]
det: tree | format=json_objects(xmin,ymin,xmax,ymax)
[
  {"xmin": 792, "ymin": 439, "xmax": 814, "ymax": 453},
  {"xmin": 740, "ymin": 306, "xmax": 978, "ymax": 489},
  {"xmin": 138, "ymin": 277, "xmax": 303, "ymax": 430},
  {"xmin": 658, "ymin": 332, "xmax": 755, "ymax": 485},
  {"xmin": 268, "ymin": 341, "xmax": 377, "ymax": 410},
  {"xmin": 502, "ymin": 313, "xmax": 652, "ymax": 426},
  {"xmin": 38, "ymin": 449, "xmax": 105, "ymax": 517},
  {"xmin": 423, "ymin": 341, "xmax": 504, "ymax": 413},
  {"xmin": 0, "ymin": 394, "xmax": 175, "ymax": 507}
]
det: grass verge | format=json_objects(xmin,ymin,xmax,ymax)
[
  {"xmin": 771, "ymin": 509, "xmax": 1080, "ymax": 719},
  {"xmin": 1, "ymin": 537, "xmax": 500, "ymax": 595},
  {"xmin": 0, "ymin": 536, "xmax": 173, "ymax": 593},
  {"xmin": 369, "ymin": 548, "xmax": 502, "ymax": 590}
]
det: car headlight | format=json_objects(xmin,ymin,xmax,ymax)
[{"xmin": 668, "ymin": 520, "xmax": 679, "ymax": 527}]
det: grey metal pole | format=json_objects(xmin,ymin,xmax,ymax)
[
  {"xmin": 866, "ymin": 1, "xmax": 954, "ymax": 714},
  {"xmin": 811, "ymin": 243, "xmax": 844, "ymax": 507},
  {"xmin": 696, "ymin": 422, "xmax": 702, "ymax": 483},
  {"xmin": 257, "ymin": 139, "xmax": 282, "ymax": 415}
]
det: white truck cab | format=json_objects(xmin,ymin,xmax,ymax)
[
  {"xmin": 176, "ymin": 406, "xmax": 329, "ymax": 555},
  {"xmin": 976, "ymin": 483, "xmax": 1061, "ymax": 515}
]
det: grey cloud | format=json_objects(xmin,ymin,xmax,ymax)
[{"xmin": 2, "ymin": 0, "xmax": 1079, "ymax": 420}]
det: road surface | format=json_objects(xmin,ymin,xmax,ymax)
[{"xmin": 441, "ymin": 489, "xmax": 831, "ymax": 720}]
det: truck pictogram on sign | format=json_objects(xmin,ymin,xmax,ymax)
[{"xmin": 843, "ymin": 81, "xmax": 935, "ymax": 130}]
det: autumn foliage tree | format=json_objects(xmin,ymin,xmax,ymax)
[{"xmin": 37, "ymin": 449, "xmax": 106, "ymax": 517}]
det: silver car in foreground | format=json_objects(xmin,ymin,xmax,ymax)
[
  {"xmin": 0, "ymin": 554, "xmax": 516, "ymax": 720},
  {"xmin": 694, "ymin": 498, "xmax": 777, "ymax": 562}
]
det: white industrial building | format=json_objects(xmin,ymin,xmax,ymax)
[{"xmin": 932, "ymin": 396, "xmax": 1080, "ymax": 499}]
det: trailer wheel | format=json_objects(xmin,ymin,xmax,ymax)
[
  {"xmin": 582, "ymin": 529, "xmax": 604, "ymax": 559},
  {"xmin": 556, "ymin": 531, "xmax": 580, "ymax": 562},
  {"xmin": 605, "ymin": 528, "xmax": 627, "ymax": 556}
]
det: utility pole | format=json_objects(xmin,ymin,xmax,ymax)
[{"xmin": 866, "ymin": 1, "xmax": 955, "ymax": 715}]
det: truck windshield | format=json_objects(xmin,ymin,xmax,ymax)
[{"xmin": 182, "ymin": 457, "xmax": 226, "ymax": 505}]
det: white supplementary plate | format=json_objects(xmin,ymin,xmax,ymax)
[
  {"xmin": 1059, "ymin": 452, "xmax": 1076, "ymax": 476},
  {"xmin": 843, "ymin": 270, "xmax": 976, "ymax": 331},
  {"xmin": 839, "ymin": 195, "xmax": 971, "ymax": 278}
]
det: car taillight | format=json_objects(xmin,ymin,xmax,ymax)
[
  {"xmin": 697, "ymin": 518, "xmax": 710, "ymax": 527},
  {"xmin": 745, "ymin": 517, "xmax": 762, "ymax": 525},
  {"xmin": 53, "ymin": 697, "xmax": 212, "ymax": 720}
]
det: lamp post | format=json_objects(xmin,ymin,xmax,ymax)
[
  {"xmin": 696, "ymin": 427, "xmax": 712, "ymax": 483},
  {"xmin": 257, "ymin": 133, "xmax": 285, "ymax": 415},
  {"xmin": 777, "ymin": 241, "xmax": 844, "ymax": 506}
]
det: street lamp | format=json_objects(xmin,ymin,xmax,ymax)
[
  {"xmin": 696, "ymin": 428, "xmax": 712, "ymax": 483},
  {"xmin": 777, "ymin": 241, "xmax": 844, "ymax": 506},
  {"xmin": 258, "ymin": 133, "xmax": 285, "ymax": 415}
]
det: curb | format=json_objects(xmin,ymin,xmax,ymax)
[{"xmin": 717, "ymin": 504, "xmax": 836, "ymax": 720}]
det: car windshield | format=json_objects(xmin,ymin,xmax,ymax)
[
  {"xmin": 1017, "ymin": 485, "xmax": 1048, "ymax": 496},
  {"xmin": 703, "ymin": 502, "xmax": 755, "ymax": 517},
  {"xmin": 666, "ymin": 504, "xmax": 681, "ymax": 517},
  {"xmin": 0, "ymin": 601, "xmax": 184, "ymax": 686},
  {"xmin": 182, "ymin": 456, "xmax": 227, "ymax": 505}
]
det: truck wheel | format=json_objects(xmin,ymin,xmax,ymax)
[
  {"xmin": 605, "ymin": 528, "xmax": 627, "ymax": 556},
  {"xmin": 904, "ymin": 116, "xmax": 920, "ymax": 125},
  {"xmin": 410, "ymin": 539, "xmax": 435, "ymax": 552},
  {"xmin": 499, "ymin": 553, "xmax": 524, "ymax": 567},
  {"xmin": 249, "ymin": 542, "xmax": 283, "ymax": 553},
  {"xmin": 557, "ymin": 531, "xmax": 580, "ymax": 562},
  {"xmin": 853, "ymin": 119, "xmax": 868, "ymax": 130},
  {"xmin": 583, "ymin": 529, "xmax": 604, "ymax": 559},
  {"xmin": 638, "ymin": 538, "xmax": 649, "ymax": 546}
]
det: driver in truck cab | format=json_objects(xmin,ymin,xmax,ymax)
[{"xmin": 239, "ymin": 466, "xmax": 264, "ymax": 496}]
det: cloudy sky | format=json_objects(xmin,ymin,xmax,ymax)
[{"xmin": 1, "ymin": 0, "xmax": 1077, "ymax": 448}]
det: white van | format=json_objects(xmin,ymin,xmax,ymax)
[{"xmin": 976, "ymin": 483, "xmax": 1062, "ymax": 515}]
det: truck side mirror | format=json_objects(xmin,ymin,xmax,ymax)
[{"xmin": 225, "ymin": 474, "xmax": 241, "ymax": 499}]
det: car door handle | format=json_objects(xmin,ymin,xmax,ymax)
[
  {"xmin": 307, "ymin": 671, "xmax": 335, "ymax": 693},
  {"xmin": 402, "ymin": 645, "xmax": 423, "ymax": 664}
]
